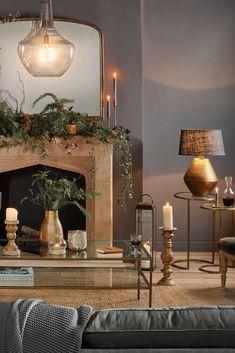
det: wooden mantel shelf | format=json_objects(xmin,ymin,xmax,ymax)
[{"xmin": 0, "ymin": 136, "xmax": 113, "ymax": 242}]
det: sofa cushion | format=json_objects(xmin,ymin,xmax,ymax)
[
  {"xmin": 82, "ymin": 306, "xmax": 235, "ymax": 349},
  {"xmin": 218, "ymin": 237, "xmax": 235, "ymax": 256}
]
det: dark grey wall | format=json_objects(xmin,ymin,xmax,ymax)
[
  {"xmin": 142, "ymin": 0, "xmax": 235, "ymax": 251},
  {"xmin": 1, "ymin": 0, "xmax": 143, "ymax": 240}
]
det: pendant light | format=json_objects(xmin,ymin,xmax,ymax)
[{"xmin": 18, "ymin": 0, "xmax": 74, "ymax": 77}]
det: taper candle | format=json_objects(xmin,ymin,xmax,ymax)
[
  {"xmin": 163, "ymin": 202, "xmax": 173, "ymax": 230},
  {"xmin": 6, "ymin": 208, "xmax": 18, "ymax": 221},
  {"xmin": 113, "ymin": 72, "xmax": 117, "ymax": 107},
  {"xmin": 106, "ymin": 95, "xmax": 111, "ymax": 119},
  {"xmin": 215, "ymin": 187, "xmax": 219, "ymax": 207}
]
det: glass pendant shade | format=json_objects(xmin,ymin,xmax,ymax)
[{"xmin": 17, "ymin": 0, "xmax": 74, "ymax": 77}]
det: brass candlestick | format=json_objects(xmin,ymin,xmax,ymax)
[
  {"xmin": 157, "ymin": 226, "xmax": 177, "ymax": 286},
  {"xmin": 2, "ymin": 220, "xmax": 21, "ymax": 256}
]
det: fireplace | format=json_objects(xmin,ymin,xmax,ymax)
[{"xmin": 0, "ymin": 136, "xmax": 113, "ymax": 242}]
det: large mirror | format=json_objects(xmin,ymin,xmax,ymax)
[{"xmin": 0, "ymin": 18, "xmax": 104, "ymax": 118}]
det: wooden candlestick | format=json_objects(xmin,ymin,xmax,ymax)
[
  {"xmin": 157, "ymin": 226, "xmax": 177, "ymax": 286},
  {"xmin": 2, "ymin": 220, "xmax": 21, "ymax": 256}
]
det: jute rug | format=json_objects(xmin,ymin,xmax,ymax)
[{"xmin": 0, "ymin": 285, "xmax": 193, "ymax": 309}]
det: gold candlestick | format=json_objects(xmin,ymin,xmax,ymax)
[
  {"xmin": 2, "ymin": 220, "xmax": 21, "ymax": 256},
  {"xmin": 157, "ymin": 226, "xmax": 177, "ymax": 286}
]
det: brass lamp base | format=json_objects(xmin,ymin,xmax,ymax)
[{"xmin": 184, "ymin": 157, "xmax": 217, "ymax": 197}]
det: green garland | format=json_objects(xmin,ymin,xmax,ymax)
[{"xmin": 0, "ymin": 97, "xmax": 133, "ymax": 209}]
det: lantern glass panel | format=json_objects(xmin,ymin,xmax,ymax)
[{"xmin": 135, "ymin": 194, "xmax": 156, "ymax": 270}]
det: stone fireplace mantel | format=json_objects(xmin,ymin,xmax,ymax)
[{"xmin": 0, "ymin": 136, "xmax": 113, "ymax": 242}]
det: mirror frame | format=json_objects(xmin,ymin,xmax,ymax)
[{"xmin": 1, "ymin": 16, "xmax": 104, "ymax": 120}]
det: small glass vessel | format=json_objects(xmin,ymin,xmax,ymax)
[
  {"xmin": 130, "ymin": 234, "xmax": 142, "ymax": 257},
  {"xmin": 222, "ymin": 176, "xmax": 234, "ymax": 207},
  {"xmin": 48, "ymin": 234, "xmax": 67, "ymax": 255}
]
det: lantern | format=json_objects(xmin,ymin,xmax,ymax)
[{"xmin": 135, "ymin": 194, "xmax": 156, "ymax": 270}]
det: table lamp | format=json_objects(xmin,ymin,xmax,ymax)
[{"xmin": 179, "ymin": 129, "xmax": 225, "ymax": 197}]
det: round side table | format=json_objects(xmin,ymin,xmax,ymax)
[
  {"xmin": 199, "ymin": 203, "xmax": 235, "ymax": 273},
  {"xmin": 173, "ymin": 192, "xmax": 215, "ymax": 270}
]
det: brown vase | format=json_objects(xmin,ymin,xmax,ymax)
[{"xmin": 39, "ymin": 210, "xmax": 64, "ymax": 248}]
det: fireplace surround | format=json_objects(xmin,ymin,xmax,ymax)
[{"xmin": 0, "ymin": 136, "xmax": 113, "ymax": 242}]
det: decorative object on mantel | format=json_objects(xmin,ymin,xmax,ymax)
[
  {"xmin": 17, "ymin": 0, "xmax": 74, "ymax": 77},
  {"xmin": 2, "ymin": 208, "xmax": 21, "ymax": 256},
  {"xmin": 21, "ymin": 170, "xmax": 99, "ymax": 248},
  {"xmin": 179, "ymin": 129, "xmax": 225, "ymax": 197},
  {"xmin": 0, "ymin": 91, "xmax": 133, "ymax": 210},
  {"xmin": 32, "ymin": 92, "xmax": 77, "ymax": 134}
]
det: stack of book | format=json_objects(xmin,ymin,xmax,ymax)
[
  {"xmin": 0, "ymin": 267, "xmax": 34, "ymax": 287},
  {"xmin": 96, "ymin": 246, "xmax": 123, "ymax": 258}
]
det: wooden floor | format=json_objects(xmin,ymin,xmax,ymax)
[{"xmin": 154, "ymin": 252, "xmax": 235, "ymax": 306}]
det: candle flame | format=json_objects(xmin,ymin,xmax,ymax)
[
  {"xmin": 113, "ymin": 72, "xmax": 116, "ymax": 78},
  {"xmin": 107, "ymin": 95, "xmax": 110, "ymax": 101},
  {"xmin": 215, "ymin": 187, "xmax": 218, "ymax": 193},
  {"xmin": 166, "ymin": 202, "xmax": 169, "ymax": 206}
]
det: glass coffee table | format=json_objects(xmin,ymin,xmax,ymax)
[{"xmin": 0, "ymin": 240, "xmax": 153, "ymax": 307}]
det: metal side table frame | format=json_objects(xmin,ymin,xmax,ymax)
[
  {"xmin": 173, "ymin": 192, "xmax": 215, "ymax": 270},
  {"xmin": 199, "ymin": 203, "xmax": 235, "ymax": 273}
]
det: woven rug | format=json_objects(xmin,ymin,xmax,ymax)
[{"xmin": 0, "ymin": 285, "xmax": 193, "ymax": 309}]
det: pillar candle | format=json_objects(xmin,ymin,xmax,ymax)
[
  {"xmin": 106, "ymin": 95, "xmax": 111, "ymax": 119},
  {"xmin": 163, "ymin": 202, "xmax": 173, "ymax": 230},
  {"xmin": 6, "ymin": 208, "xmax": 18, "ymax": 221},
  {"xmin": 141, "ymin": 241, "xmax": 151, "ymax": 269},
  {"xmin": 215, "ymin": 187, "xmax": 219, "ymax": 207}
]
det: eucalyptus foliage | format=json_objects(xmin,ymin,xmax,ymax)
[{"xmin": 21, "ymin": 170, "xmax": 100, "ymax": 216}]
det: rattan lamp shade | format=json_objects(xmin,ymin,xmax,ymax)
[
  {"xmin": 179, "ymin": 130, "xmax": 225, "ymax": 156},
  {"xmin": 179, "ymin": 129, "xmax": 225, "ymax": 197}
]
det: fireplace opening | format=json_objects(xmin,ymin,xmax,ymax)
[{"xmin": 0, "ymin": 165, "xmax": 86, "ymax": 240}]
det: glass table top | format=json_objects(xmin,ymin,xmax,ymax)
[{"xmin": 0, "ymin": 240, "xmax": 151, "ymax": 261}]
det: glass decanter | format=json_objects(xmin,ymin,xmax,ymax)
[{"xmin": 222, "ymin": 176, "xmax": 234, "ymax": 207}]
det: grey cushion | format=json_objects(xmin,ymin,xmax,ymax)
[
  {"xmin": 218, "ymin": 237, "xmax": 235, "ymax": 256},
  {"xmin": 82, "ymin": 306, "xmax": 235, "ymax": 349}
]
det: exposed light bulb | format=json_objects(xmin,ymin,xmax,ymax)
[{"xmin": 39, "ymin": 44, "xmax": 56, "ymax": 62}]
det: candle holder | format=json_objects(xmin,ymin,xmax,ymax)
[
  {"xmin": 157, "ymin": 226, "xmax": 177, "ymax": 286},
  {"xmin": 2, "ymin": 220, "xmax": 21, "ymax": 256}
]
